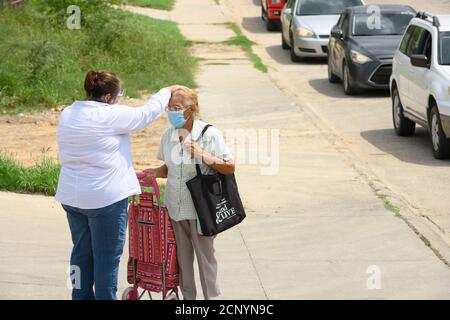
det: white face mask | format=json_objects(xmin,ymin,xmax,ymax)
[{"xmin": 168, "ymin": 109, "xmax": 193, "ymax": 129}]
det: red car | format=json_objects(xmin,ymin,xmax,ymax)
[{"xmin": 261, "ymin": 0, "xmax": 286, "ymax": 31}]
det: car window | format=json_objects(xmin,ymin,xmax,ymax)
[
  {"xmin": 423, "ymin": 33, "xmax": 432, "ymax": 62},
  {"xmin": 296, "ymin": 0, "xmax": 362, "ymax": 16},
  {"xmin": 336, "ymin": 15, "xmax": 343, "ymax": 28},
  {"xmin": 352, "ymin": 12, "xmax": 415, "ymax": 36},
  {"xmin": 399, "ymin": 25, "xmax": 415, "ymax": 54},
  {"xmin": 341, "ymin": 14, "xmax": 349, "ymax": 38},
  {"xmin": 284, "ymin": 0, "xmax": 291, "ymax": 9},
  {"xmin": 439, "ymin": 32, "xmax": 450, "ymax": 65},
  {"xmin": 284, "ymin": 0, "xmax": 293, "ymax": 13},
  {"xmin": 406, "ymin": 27, "xmax": 429, "ymax": 56},
  {"xmin": 290, "ymin": 0, "xmax": 296, "ymax": 10}
]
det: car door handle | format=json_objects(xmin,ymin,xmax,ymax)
[{"xmin": 409, "ymin": 68, "xmax": 415, "ymax": 73}]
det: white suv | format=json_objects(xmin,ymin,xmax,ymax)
[{"xmin": 390, "ymin": 12, "xmax": 450, "ymax": 159}]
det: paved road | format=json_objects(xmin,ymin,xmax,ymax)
[{"xmin": 224, "ymin": 0, "xmax": 450, "ymax": 256}]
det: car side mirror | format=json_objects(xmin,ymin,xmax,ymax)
[
  {"xmin": 331, "ymin": 26, "xmax": 343, "ymax": 39},
  {"xmin": 410, "ymin": 54, "xmax": 430, "ymax": 68}
]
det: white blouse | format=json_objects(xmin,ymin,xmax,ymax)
[
  {"xmin": 157, "ymin": 120, "xmax": 233, "ymax": 222},
  {"xmin": 55, "ymin": 88, "xmax": 171, "ymax": 209}
]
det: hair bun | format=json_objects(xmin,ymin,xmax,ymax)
[
  {"xmin": 84, "ymin": 70, "xmax": 122, "ymax": 101},
  {"xmin": 92, "ymin": 71, "xmax": 100, "ymax": 83},
  {"xmin": 86, "ymin": 70, "xmax": 100, "ymax": 84}
]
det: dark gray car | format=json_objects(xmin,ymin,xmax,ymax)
[{"xmin": 328, "ymin": 5, "xmax": 416, "ymax": 95}]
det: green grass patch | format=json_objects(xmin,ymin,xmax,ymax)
[
  {"xmin": 0, "ymin": 0, "xmax": 196, "ymax": 114},
  {"xmin": 384, "ymin": 202, "xmax": 401, "ymax": 217},
  {"xmin": 377, "ymin": 194, "xmax": 401, "ymax": 218},
  {"xmin": 223, "ymin": 22, "xmax": 256, "ymax": 47},
  {"xmin": 0, "ymin": 151, "xmax": 167, "ymax": 200},
  {"xmin": 248, "ymin": 52, "xmax": 269, "ymax": 73},
  {"xmin": 0, "ymin": 151, "xmax": 60, "ymax": 196},
  {"xmin": 124, "ymin": 0, "xmax": 175, "ymax": 10},
  {"xmin": 223, "ymin": 22, "xmax": 268, "ymax": 73}
]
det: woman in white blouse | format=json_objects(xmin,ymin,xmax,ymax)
[
  {"xmin": 144, "ymin": 88, "xmax": 235, "ymax": 300},
  {"xmin": 56, "ymin": 70, "xmax": 184, "ymax": 300}
]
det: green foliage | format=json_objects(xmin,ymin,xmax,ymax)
[
  {"xmin": 0, "ymin": 151, "xmax": 166, "ymax": 198},
  {"xmin": 0, "ymin": 152, "xmax": 23, "ymax": 191},
  {"xmin": 0, "ymin": 0, "xmax": 196, "ymax": 114},
  {"xmin": 124, "ymin": 0, "xmax": 175, "ymax": 10},
  {"xmin": 223, "ymin": 22, "xmax": 268, "ymax": 73},
  {"xmin": 0, "ymin": 152, "xmax": 60, "ymax": 195}
]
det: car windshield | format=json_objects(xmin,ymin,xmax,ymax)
[
  {"xmin": 440, "ymin": 32, "xmax": 450, "ymax": 65},
  {"xmin": 352, "ymin": 12, "xmax": 415, "ymax": 36},
  {"xmin": 296, "ymin": 0, "xmax": 362, "ymax": 16}
]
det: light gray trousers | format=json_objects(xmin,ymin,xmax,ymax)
[{"xmin": 171, "ymin": 219, "xmax": 221, "ymax": 300}]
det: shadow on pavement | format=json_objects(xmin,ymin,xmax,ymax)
[
  {"xmin": 265, "ymin": 45, "xmax": 328, "ymax": 66},
  {"xmin": 242, "ymin": 16, "xmax": 268, "ymax": 34},
  {"xmin": 242, "ymin": 16, "xmax": 283, "ymax": 34},
  {"xmin": 309, "ymin": 78, "xmax": 390, "ymax": 99},
  {"xmin": 360, "ymin": 128, "xmax": 450, "ymax": 166}
]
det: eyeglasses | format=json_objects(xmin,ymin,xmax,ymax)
[{"xmin": 166, "ymin": 105, "xmax": 191, "ymax": 112}]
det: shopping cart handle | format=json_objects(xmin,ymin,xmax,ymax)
[
  {"xmin": 136, "ymin": 172, "xmax": 161, "ymax": 202},
  {"xmin": 136, "ymin": 172, "xmax": 149, "ymax": 180}
]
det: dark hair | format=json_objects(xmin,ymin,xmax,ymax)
[{"xmin": 84, "ymin": 70, "xmax": 121, "ymax": 101}]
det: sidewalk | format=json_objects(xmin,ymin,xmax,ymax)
[{"xmin": 1, "ymin": 0, "xmax": 450, "ymax": 299}]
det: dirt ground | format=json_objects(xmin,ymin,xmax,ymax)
[{"xmin": 0, "ymin": 94, "xmax": 167, "ymax": 171}]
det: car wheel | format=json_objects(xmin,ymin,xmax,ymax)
[
  {"xmin": 328, "ymin": 56, "xmax": 339, "ymax": 83},
  {"xmin": 392, "ymin": 87, "xmax": 415, "ymax": 136},
  {"xmin": 290, "ymin": 34, "xmax": 302, "ymax": 62},
  {"xmin": 429, "ymin": 105, "xmax": 450, "ymax": 159},
  {"xmin": 343, "ymin": 62, "xmax": 357, "ymax": 95},
  {"xmin": 281, "ymin": 32, "xmax": 290, "ymax": 50}
]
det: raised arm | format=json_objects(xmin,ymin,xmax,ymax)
[
  {"xmin": 107, "ymin": 88, "xmax": 170, "ymax": 134},
  {"xmin": 107, "ymin": 86, "xmax": 188, "ymax": 134}
]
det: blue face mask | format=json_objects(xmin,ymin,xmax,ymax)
[{"xmin": 168, "ymin": 111, "xmax": 187, "ymax": 129}]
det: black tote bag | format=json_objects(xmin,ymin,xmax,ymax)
[{"xmin": 186, "ymin": 125, "xmax": 246, "ymax": 236}]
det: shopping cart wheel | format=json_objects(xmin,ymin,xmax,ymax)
[
  {"xmin": 164, "ymin": 293, "xmax": 178, "ymax": 300},
  {"xmin": 122, "ymin": 287, "xmax": 139, "ymax": 300}
]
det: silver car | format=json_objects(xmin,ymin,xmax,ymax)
[{"xmin": 281, "ymin": 0, "xmax": 364, "ymax": 62}]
